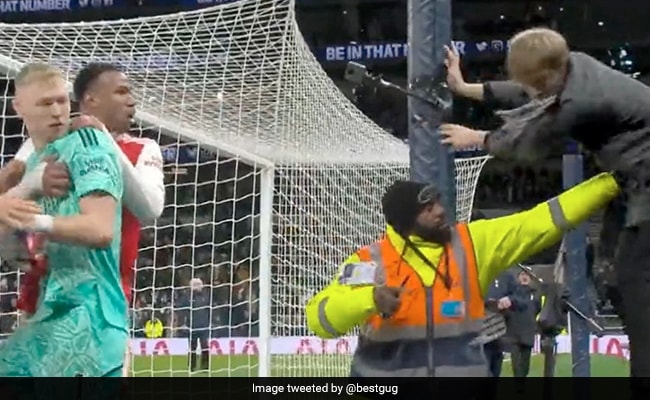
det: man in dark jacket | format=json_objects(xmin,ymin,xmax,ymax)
[
  {"xmin": 484, "ymin": 270, "xmax": 527, "ymax": 377},
  {"xmin": 178, "ymin": 277, "xmax": 212, "ymax": 372},
  {"xmin": 506, "ymin": 270, "xmax": 542, "ymax": 378},
  {"xmin": 440, "ymin": 27, "xmax": 650, "ymax": 378}
]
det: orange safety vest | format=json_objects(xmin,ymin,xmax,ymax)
[{"xmin": 350, "ymin": 224, "xmax": 487, "ymax": 377}]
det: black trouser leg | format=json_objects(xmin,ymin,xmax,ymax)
[
  {"xmin": 540, "ymin": 336, "xmax": 556, "ymax": 378},
  {"xmin": 615, "ymin": 223, "xmax": 650, "ymax": 378},
  {"xmin": 511, "ymin": 344, "xmax": 532, "ymax": 378},
  {"xmin": 484, "ymin": 341, "xmax": 504, "ymax": 377},
  {"xmin": 189, "ymin": 333, "xmax": 198, "ymax": 371},
  {"xmin": 199, "ymin": 332, "xmax": 210, "ymax": 370},
  {"xmin": 482, "ymin": 341, "xmax": 502, "ymax": 400},
  {"xmin": 510, "ymin": 343, "xmax": 533, "ymax": 395}
]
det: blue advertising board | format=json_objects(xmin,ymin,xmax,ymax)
[
  {"xmin": 315, "ymin": 39, "xmax": 509, "ymax": 63},
  {"xmin": 0, "ymin": 0, "xmax": 122, "ymax": 14}
]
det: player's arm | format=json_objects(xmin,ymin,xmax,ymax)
[
  {"xmin": 44, "ymin": 194, "xmax": 118, "ymax": 247},
  {"xmin": 118, "ymin": 140, "xmax": 165, "ymax": 223},
  {"xmin": 305, "ymin": 253, "xmax": 377, "ymax": 339},
  {"xmin": 0, "ymin": 138, "xmax": 35, "ymax": 195},
  {"xmin": 468, "ymin": 172, "xmax": 620, "ymax": 295},
  {"xmin": 71, "ymin": 116, "xmax": 164, "ymax": 222},
  {"xmin": 28, "ymin": 128, "xmax": 123, "ymax": 248}
]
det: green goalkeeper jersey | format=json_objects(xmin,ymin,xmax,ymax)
[{"xmin": 24, "ymin": 127, "xmax": 126, "ymax": 331}]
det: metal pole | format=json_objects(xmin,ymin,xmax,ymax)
[
  {"xmin": 563, "ymin": 150, "xmax": 591, "ymax": 379},
  {"xmin": 407, "ymin": 0, "xmax": 456, "ymax": 220}
]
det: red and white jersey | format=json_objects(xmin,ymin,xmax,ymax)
[{"xmin": 116, "ymin": 134, "xmax": 165, "ymax": 304}]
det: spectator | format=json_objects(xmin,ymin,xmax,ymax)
[
  {"xmin": 178, "ymin": 277, "xmax": 211, "ymax": 373},
  {"xmin": 144, "ymin": 312, "xmax": 164, "ymax": 339},
  {"xmin": 505, "ymin": 271, "xmax": 542, "ymax": 379},
  {"xmin": 211, "ymin": 267, "xmax": 232, "ymax": 338},
  {"xmin": 484, "ymin": 270, "xmax": 526, "ymax": 377}
]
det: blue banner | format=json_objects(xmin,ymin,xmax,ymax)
[
  {"xmin": 316, "ymin": 40, "xmax": 509, "ymax": 62},
  {"xmin": 181, "ymin": 0, "xmax": 235, "ymax": 6},
  {"xmin": 161, "ymin": 144, "xmax": 217, "ymax": 165},
  {"xmin": 0, "ymin": 0, "xmax": 121, "ymax": 14}
]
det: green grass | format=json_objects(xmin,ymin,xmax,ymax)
[
  {"xmin": 501, "ymin": 353, "xmax": 629, "ymax": 377},
  {"xmin": 131, "ymin": 353, "xmax": 630, "ymax": 377}
]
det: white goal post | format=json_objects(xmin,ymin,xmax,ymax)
[{"xmin": 0, "ymin": 0, "xmax": 489, "ymax": 377}]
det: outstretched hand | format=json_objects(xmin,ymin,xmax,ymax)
[
  {"xmin": 0, "ymin": 195, "xmax": 41, "ymax": 230},
  {"xmin": 443, "ymin": 44, "xmax": 466, "ymax": 93},
  {"xmin": 440, "ymin": 123, "xmax": 486, "ymax": 150}
]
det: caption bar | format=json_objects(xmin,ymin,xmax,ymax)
[{"xmin": 252, "ymin": 382, "xmax": 399, "ymax": 396}]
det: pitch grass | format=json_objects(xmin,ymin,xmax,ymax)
[{"xmin": 131, "ymin": 353, "xmax": 629, "ymax": 377}]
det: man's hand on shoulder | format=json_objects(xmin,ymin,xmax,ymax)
[
  {"xmin": 70, "ymin": 115, "xmax": 107, "ymax": 133},
  {"xmin": 41, "ymin": 156, "xmax": 70, "ymax": 197}
]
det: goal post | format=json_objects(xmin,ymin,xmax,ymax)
[
  {"xmin": 0, "ymin": 0, "xmax": 490, "ymax": 378},
  {"xmin": 257, "ymin": 166, "xmax": 274, "ymax": 378}
]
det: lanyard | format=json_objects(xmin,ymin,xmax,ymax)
[{"xmin": 403, "ymin": 238, "xmax": 453, "ymax": 291}]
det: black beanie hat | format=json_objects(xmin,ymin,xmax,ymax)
[{"xmin": 381, "ymin": 180, "xmax": 436, "ymax": 234}]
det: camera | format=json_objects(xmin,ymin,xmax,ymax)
[{"xmin": 344, "ymin": 61, "xmax": 453, "ymax": 113}]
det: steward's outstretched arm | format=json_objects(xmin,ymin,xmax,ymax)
[
  {"xmin": 469, "ymin": 172, "xmax": 620, "ymax": 294},
  {"xmin": 305, "ymin": 254, "xmax": 377, "ymax": 339}
]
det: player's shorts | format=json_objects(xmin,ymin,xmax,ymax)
[{"xmin": 0, "ymin": 302, "xmax": 128, "ymax": 377}]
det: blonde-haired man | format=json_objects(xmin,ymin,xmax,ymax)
[
  {"xmin": 439, "ymin": 27, "xmax": 650, "ymax": 378},
  {"xmin": 0, "ymin": 62, "xmax": 128, "ymax": 377}
]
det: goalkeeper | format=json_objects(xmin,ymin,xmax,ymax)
[
  {"xmin": 0, "ymin": 63, "xmax": 127, "ymax": 377},
  {"xmin": 306, "ymin": 173, "xmax": 619, "ymax": 378},
  {"xmin": 439, "ymin": 27, "xmax": 650, "ymax": 377}
]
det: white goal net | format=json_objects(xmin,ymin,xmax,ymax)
[{"xmin": 0, "ymin": 0, "xmax": 489, "ymax": 377}]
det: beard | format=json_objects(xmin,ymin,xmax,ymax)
[{"xmin": 412, "ymin": 222, "xmax": 452, "ymax": 244}]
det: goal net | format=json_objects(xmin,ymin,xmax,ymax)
[{"xmin": 0, "ymin": 0, "xmax": 489, "ymax": 377}]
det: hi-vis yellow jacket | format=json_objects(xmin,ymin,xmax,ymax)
[
  {"xmin": 305, "ymin": 173, "xmax": 619, "ymax": 363},
  {"xmin": 145, "ymin": 318, "xmax": 164, "ymax": 339}
]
